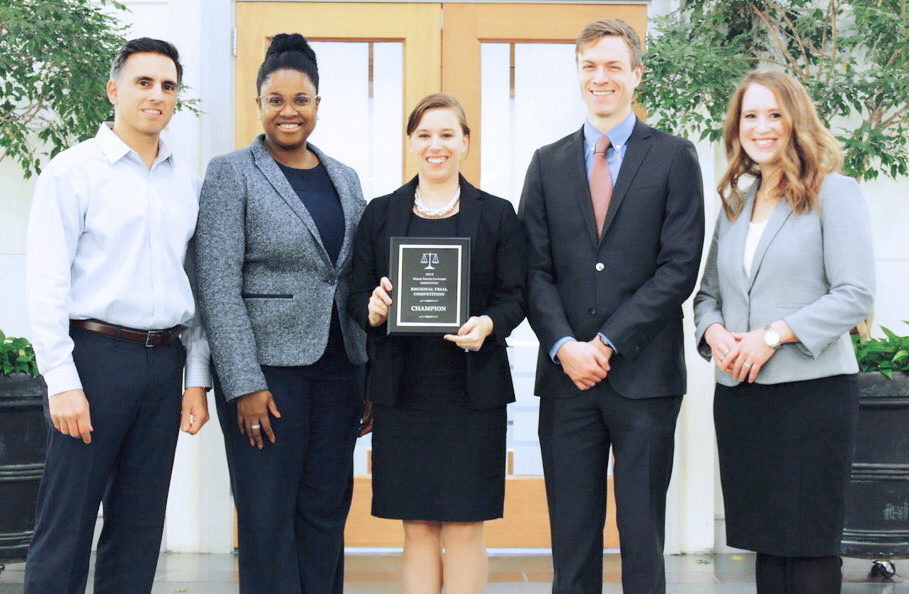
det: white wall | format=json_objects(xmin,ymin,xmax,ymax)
[{"xmin": 1, "ymin": 0, "xmax": 906, "ymax": 554}]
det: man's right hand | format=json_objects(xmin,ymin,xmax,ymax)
[
  {"xmin": 556, "ymin": 340, "xmax": 611, "ymax": 391},
  {"xmin": 49, "ymin": 389, "xmax": 93, "ymax": 444}
]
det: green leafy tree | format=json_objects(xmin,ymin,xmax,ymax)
[
  {"xmin": 637, "ymin": 0, "xmax": 909, "ymax": 181},
  {"xmin": 1, "ymin": 0, "xmax": 128, "ymax": 179}
]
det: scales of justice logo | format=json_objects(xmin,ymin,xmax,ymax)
[{"xmin": 421, "ymin": 252, "xmax": 440, "ymax": 270}]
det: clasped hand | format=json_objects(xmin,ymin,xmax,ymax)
[
  {"xmin": 704, "ymin": 323, "xmax": 776, "ymax": 383},
  {"xmin": 557, "ymin": 338, "xmax": 613, "ymax": 391}
]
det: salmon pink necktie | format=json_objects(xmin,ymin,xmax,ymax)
[{"xmin": 589, "ymin": 135, "xmax": 613, "ymax": 238}]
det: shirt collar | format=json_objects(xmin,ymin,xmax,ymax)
[
  {"xmin": 584, "ymin": 110, "xmax": 637, "ymax": 153},
  {"xmin": 95, "ymin": 122, "xmax": 173, "ymax": 166}
]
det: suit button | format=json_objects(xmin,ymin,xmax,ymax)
[
  {"xmin": 595, "ymin": 262, "xmax": 605, "ymax": 271},
  {"xmin": 327, "ymin": 277, "xmax": 337, "ymax": 286},
  {"xmin": 589, "ymin": 308, "xmax": 597, "ymax": 316}
]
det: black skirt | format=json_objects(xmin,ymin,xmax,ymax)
[
  {"xmin": 714, "ymin": 374, "xmax": 859, "ymax": 557},
  {"xmin": 371, "ymin": 404, "xmax": 507, "ymax": 522}
]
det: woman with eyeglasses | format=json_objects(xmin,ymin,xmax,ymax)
[{"xmin": 195, "ymin": 33, "xmax": 367, "ymax": 593}]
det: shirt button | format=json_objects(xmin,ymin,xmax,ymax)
[
  {"xmin": 588, "ymin": 308, "xmax": 597, "ymax": 316},
  {"xmin": 595, "ymin": 262, "xmax": 605, "ymax": 272}
]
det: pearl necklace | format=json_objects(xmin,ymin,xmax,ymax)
[{"xmin": 414, "ymin": 186, "xmax": 461, "ymax": 218}]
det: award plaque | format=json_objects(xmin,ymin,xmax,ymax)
[{"xmin": 387, "ymin": 237, "xmax": 470, "ymax": 335}]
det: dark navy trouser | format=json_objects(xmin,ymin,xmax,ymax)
[
  {"xmin": 539, "ymin": 387, "xmax": 683, "ymax": 594},
  {"xmin": 216, "ymin": 355, "xmax": 364, "ymax": 594},
  {"xmin": 24, "ymin": 327, "xmax": 185, "ymax": 594}
]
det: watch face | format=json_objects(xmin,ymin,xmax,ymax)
[{"xmin": 764, "ymin": 329, "xmax": 781, "ymax": 347}]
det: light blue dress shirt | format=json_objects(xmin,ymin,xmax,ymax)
[
  {"xmin": 549, "ymin": 110, "xmax": 637, "ymax": 363},
  {"xmin": 25, "ymin": 123, "xmax": 211, "ymax": 396}
]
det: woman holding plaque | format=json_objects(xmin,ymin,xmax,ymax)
[
  {"xmin": 694, "ymin": 70, "xmax": 874, "ymax": 592},
  {"xmin": 348, "ymin": 93, "xmax": 526, "ymax": 593},
  {"xmin": 196, "ymin": 34, "xmax": 367, "ymax": 593}
]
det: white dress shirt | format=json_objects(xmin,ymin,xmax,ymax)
[{"xmin": 26, "ymin": 123, "xmax": 211, "ymax": 396}]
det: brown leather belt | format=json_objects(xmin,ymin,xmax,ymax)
[{"xmin": 70, "ymin": 319, "xmax": 182, "ymax": 347}]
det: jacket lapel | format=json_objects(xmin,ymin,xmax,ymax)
[
  {"xmin": 600, "ymin": 118, "xmax": 653, "ymax": 241},
  {"xmin": 564, "ymin": 127, "xmax": 600, "ymax": 249},
  {"xmin": 250, "ymin": 137, "xmax": 331, "ymax": 265},
  {"xmin": 747, "ymin": 192, "xmax": 792, "ymax": 291},
  {"xmin": 728, "ymin": 184, "xmax": 755, "ymax": 294},
  {"xmin": 456, "ymin": 175, "xmax": 482, "ymax": 266}
]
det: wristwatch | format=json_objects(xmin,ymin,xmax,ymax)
[{"xmin": 762, "ymin": 324, "xmax": 782, "ymax": 350}]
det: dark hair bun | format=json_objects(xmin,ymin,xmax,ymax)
[
  {"xmin": 266, "ymin": 33, "xmax": 317, "ymax": 66},
  {"xmin": 256, "ymin": 32, "xmax": 320, "ymax": 94}
]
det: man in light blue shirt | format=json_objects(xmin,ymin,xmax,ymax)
[
  {"xmin": 548, "ymin": 111, "xmax": 636, "ymax": 361},
  {"xmin": 24, "ymin": 38, "xmax": 210, "ymax": 594},
  {"xmin": 518, "ymin": 18, "xmax": 704, "ymax": 594}
]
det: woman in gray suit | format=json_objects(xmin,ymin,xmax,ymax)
[
  {"xmin": 195, "ymin": 34, "xmax": 367, "ymax": 593},
  {"xmin": 694, "ymin": 70, "xmax": 874, "ymax": 593}
]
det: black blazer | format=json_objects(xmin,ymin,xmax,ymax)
[
  {"xmin": 518, "ymin": 119, "xmax": 705, "ymax": 400},
  {"xmin": 347, "ymin": 176, "xmax": 527, "ymax": 409}
]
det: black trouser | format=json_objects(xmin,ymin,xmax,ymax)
[
  {"xmin": 539, "ymin": 386, "xmax": 682, "ymax": 594},
  {"xmin": 216, "ymin": 355, "xmax": 364, "ymax": 594},
  {"xmin": 24, "ymin": 328, "xmax": 185, "ymax": 594}
]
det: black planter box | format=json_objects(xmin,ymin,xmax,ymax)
[
  {"xmin": 841, "ymin": 371, "xmax": 909, "ymax": 560},
  {"xmin": 0, "ymin": 374, "xmax": 47, "ymax": 564}
]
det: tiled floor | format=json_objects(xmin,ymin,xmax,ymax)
[{"xmin": 1, "ymin": 553, "xmax": 907, "ymax": 592}]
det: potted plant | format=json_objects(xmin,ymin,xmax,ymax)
[
  {"xmin": 0, "ymin": 332, "xmax": 47, "ymax": 567},
  {"xmin": 842, "ymin": 323, "xmax": 909, "ymax": 578}
]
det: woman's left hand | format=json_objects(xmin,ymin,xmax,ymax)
[
  {"xmin": 444, "ymin": 315, "xmax": 494, "ymax": 352},
  {"xmin": 728, "ymin": 329, "xmax": 777, "ymax": 383}
]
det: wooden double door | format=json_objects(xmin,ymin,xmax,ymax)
[{"xmin": 235, "ymin": 1, "xmax": 647, "ymax": 549}]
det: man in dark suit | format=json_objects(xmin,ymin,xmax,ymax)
[{"xmin": 518, "ymin": 18, "xmax": 705, "ymax": 593}]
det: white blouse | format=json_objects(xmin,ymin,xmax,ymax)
[{"xmin": 744, "ymin": 219, "xmax": 769, "ymax": 277}]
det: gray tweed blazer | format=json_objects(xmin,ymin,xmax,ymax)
[
  {"xmin": 196, "ymin": 136, "xmax": 367, "ymax": 401},
  {"xmin": 694, "ymin": 173, "xmax": 875, "ymax": 387}
]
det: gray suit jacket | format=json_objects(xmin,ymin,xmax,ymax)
[
  {"xmin": 694, "ymin": 173, "xmax": 874, "ymax": 386},
  {"xmin": 196, "ymin": 136, "xmax": 367, "ymax": 401}
]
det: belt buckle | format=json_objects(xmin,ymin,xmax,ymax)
[{"xmin": 145, "ymin": 331, "xmax": 155, "ymax": 348}]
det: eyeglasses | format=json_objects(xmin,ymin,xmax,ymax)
[{"xmin": 258, "ymin": 94, "xmax": 318, "ymax": 112}]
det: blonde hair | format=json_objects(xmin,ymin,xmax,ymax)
[
  {"xmin": 717, "ymin": 70, "xmax": 843, "ymax": 219},
  {"xmin": 575, "ymin": 18, "xmax": 643, "ymax": 69}
]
